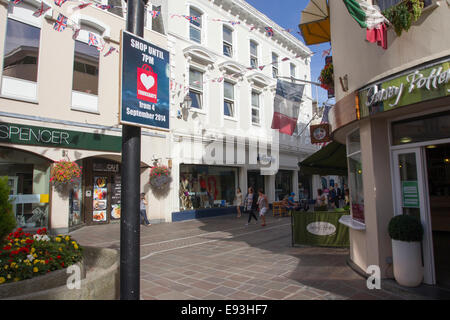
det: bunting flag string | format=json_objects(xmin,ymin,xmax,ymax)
[{"xmin": 33, "ymin": 2, "xmax": 51, "ymax": 17}]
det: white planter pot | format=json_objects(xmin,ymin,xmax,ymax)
[{"xmin": 392, "ymin": 239, "xmax": 423, "ymax": 287}]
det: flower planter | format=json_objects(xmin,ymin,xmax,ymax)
[{"xmin": 392, "ymin": 239, "xmax": 423, "ymax": 287}]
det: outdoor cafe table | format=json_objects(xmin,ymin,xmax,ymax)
[{"xmin": 291, "ymin": 210, "xmax": 350, "ymax": 247}]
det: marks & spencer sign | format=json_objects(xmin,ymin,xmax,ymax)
[
  {"xmin": 358, "ymin": 57, "xmax": 450, "ymax": 119},
  {"xmin": 0, "ymin": 122, "xmax": 121, "ymax": 152},
  {"xmin": 120, "ymin": 30, "xmax": 170, "ymax": 130}
]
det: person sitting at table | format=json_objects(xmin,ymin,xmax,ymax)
[{"xmin": 288, "ymin": 192, "xmax": 301, "ymax": 210}]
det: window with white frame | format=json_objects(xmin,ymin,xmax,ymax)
[
  {"xmin": 189, "ymin": 7, "xmax": 202, "ymax": 43},
  {"xmin": 223, "ymin": 81, "xmax": 234, "ymax": 117},
  {"xmin": 71, "ymin": 23, "xmax": 104, "ymax": 113},
  {"xmin": 290, "ymin": 63, "xmax": 296, "ymax": 79},
  {"xmin": 347, "ymin": 129, "xmax": 365, "ymax": 224},
  {"xmin": 250, "ymin": 40, "xmax": 258, "ymax": 69},
  {"xmin": 223, "ymin": 26, "xmax": 233, "ymax": 58},
  {"xmin": 94, "ymin": 0, "xmax": 127, "ymax": 18},
  {"xmin": 251, "ymin": 91, "xmax": 261, "ymax": 125},
  {"xmin": 146, "ymin": 4, "xmax": 165, "ymax": 34},
  {"xmin": 189, "ymin": 68, "xmax": 203, "ymax": 109},
  {"xmin": 1, "ymin": 2, "xmax": 45, "ymax": 101},
  {"xmin": 376, "ymin": 0, "xmax": 432, "ymax": 11},
  {"xmin": 272, "ymin": 53, "xmax": 278, "ymax": 78}
]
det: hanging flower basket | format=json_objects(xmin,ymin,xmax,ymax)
[
  {"xmin": 318, "ymin": 62, "xmax": 334, "ymax": 91},
  {"xmin": 149, "ymin": 165, "xmax": 171, "ymax": 190},
  {"xmin": 50, "ymin": 160, "xmax": 82, "ymax": 188}
]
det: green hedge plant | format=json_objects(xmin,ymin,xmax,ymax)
[
  {"xmin": 388, "ymin": 214, "xmax": 423, "ymax": 242},
  {"xmin": 0, "ymin": 176, "xmax": 16, "ymax": 245}
]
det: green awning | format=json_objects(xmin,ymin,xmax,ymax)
[{"xmin": 299, "ymin": 141, "xmax": 347, "ymax": 176}]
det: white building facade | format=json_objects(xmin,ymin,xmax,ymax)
[{"xmin": 0, "ymin": 0, "xmax": 316, "ymax": 232}]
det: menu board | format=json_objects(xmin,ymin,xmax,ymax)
[
  {"xmin": 93, "ymin": 176, "xmax": 107, "ymax": 222},
  {"xmin": 111, "ymin": 175, "xmax": 121, "ymax": 220}
]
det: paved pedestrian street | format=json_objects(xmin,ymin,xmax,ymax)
[{"xmin": 70, "ymin": 214, "xmax": 421, "ymax": 300}]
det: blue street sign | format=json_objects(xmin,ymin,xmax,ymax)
[{"xmin": 120, "ymin": 30, "xmax": 170, "ymax": 130}]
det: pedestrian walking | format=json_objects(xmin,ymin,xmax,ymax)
[
  {"xmin": 244, "ymin": 187, "xmax": 258, "ymax": 225},
  {"xmin": 235, "ymin": 187, "xmax": 243, "ymax": 218},
  {"xmin": 140, "ymin": 192, "xmax": 151, "ymax": 226},
  {"xmin": 257, "ymin": 189, "xmax": 268, "ymax": 227}
]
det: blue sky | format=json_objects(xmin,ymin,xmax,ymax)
[{"xmin": 245, "ymin": 0, "xmax": 331, "ymax": 106}]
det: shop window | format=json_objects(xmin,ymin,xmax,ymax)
[
  {"xmin": 224, "ymin": 81, "xmax": 235, "ymax": 118},
  {"xmin": 392, "ymin": 111, "xmax": 450, "ymax": 146},
  {"xmin": 189, "ymin": 7, "xmax": 202, "ymax": 43},
  {"xmin": 347, "ymin": 129, "xmax": 365, "ymax": 223},
  {"xmin": 179, "ymin": 165, "xmax": 238, "ymax": 210},
  {"xmin": 250, "ymin": 40, "xmax": 258, "ymax": 69},
  {"xmin": 272, "ymin": 52, "xmax": 278, "ymax": 78},
  {"xmin": 251, "ymin": 90, "xmax": 260, "ymax": 125},
  {"xmin": 0, "ymin": 147, "xmax": 50, "ymax": 229},
  {"xmin": 69, "ymin": 160, "xmax": 83, "ymax": 228},
  {"xmin": 223, "ymin": 26, "xmax": 233, "ymax": 57},
  {"xmin": 1, "ymin": 3, "xmax": 43, "ymax": 101},
  {"xmin": 189, "ymin": 68, "xmax": 203, "ymax": 109}
]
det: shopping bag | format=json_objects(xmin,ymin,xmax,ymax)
[{"xmin": 137, "ymin": 64, "xmax": 158, "ymax": 103}]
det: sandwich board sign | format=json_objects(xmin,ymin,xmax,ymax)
[{"xmin": 119, "ymin": 30, "xmax": 170, "ymax": 130}]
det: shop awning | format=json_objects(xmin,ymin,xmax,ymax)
[
  {"xmin": 299, "ymin": 141, "xmax": 347, "ymax": 176},
  {"xmin": 298, "ymin": 0, "xmax": 331, "ymax": 45}
]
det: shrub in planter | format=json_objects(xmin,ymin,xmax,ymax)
[
  {"xmin": 388, "ymin": 214, "xmax": 423, "ymax": 241},
  {"xmin": 318, "ymin": 62, "xmax": 334, "ymax": 91},
  {"xmin": 388, "ymin": 214, "xmax": 424, "ymax": 287},
  {"xmin": 383, "ymin": 0, "xmax": 424, "ymax": 37},
  {"xmin": 0, "ymin": 177, "xmax": 16, "ymax": 245},
  {"xmin": 0, "ymin": 228, "xmax": 83, "ymax": 285}
]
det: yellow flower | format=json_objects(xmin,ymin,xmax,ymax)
[
  {"xmin": 33, "ymin": 267, "xmax": 38, "ymax": 273},
  {"xmin": 10, "ymin": 262, "xmax": 16, "ymax": 267},
  {"xmin": 0, "ymin": 277, "xmax": 5, "ymax": 284},
  {"xmin": 73, "ymin": 244, "xmax": 79, "ymax": 250},
  {"xmin": 7, "ymin": 274, "xmax": 11, "ymax": 279},
  {"xmin": 59, "ymin": 247, "xmax": 63, "ymax": 252},
  {"xmin": 4, "ymin": 265, "xmax": 8, "ymax": 270},
  {"xmin": 55, "ymin": 237, "xmax": 61, "ymax": 242},
  {"xmin": 65, "ymin": 236, "xmax": 70, "ymax": 241},
  {"xmin": 33, "ymin": 253, "xmax": 37, "ymax": 258},
  {"xmin": 20, "ymin": 239, "xmax": 26, "ymax": 244},
  {"xmin": 34, "ymin": 260, "xmax": 40, "ymax": 264},
  {"xmin": 13, "ymin": 278, "xmax": 20, "ymax": 282},
  {"xmin": 15, "ymin": 265, "xmax": 19, "ymax": 269},
  {"xmin": 31, "ymin": 248, "xmax": 36, "ymax": 253},
  {"xmin": 40, "ymin": 260, "xmax": 45, "ymax": 264}
]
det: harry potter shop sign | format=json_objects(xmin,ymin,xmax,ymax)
[
  {"xmin": 0, "ymin": 122, "xmax": 121, "ymax": 152},
  {"xmin": 358, "ymin": 57, "xmax": 450, "ymax": 119}
]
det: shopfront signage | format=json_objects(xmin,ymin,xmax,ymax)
[
  {"xmin": 0, "ymin": 122, "xmax": 121, "ymax": 152},
  {"xmin": 402, "ymin": 181, "xmax": 420, "ymax": 208},
  {"xmin": 93, "ymin": 162, "xmax": 120, "ymax": 172},
  {"xmin": 120, "ymin": 30, "xmax": 170, "ymax": 130},
  {"xmin": 310, "ymin": 123, "xmax": 332, "ymax": 144},
  {"xmin": 358, "ymin": 58, "xmax": 450, "ymax": 119}
]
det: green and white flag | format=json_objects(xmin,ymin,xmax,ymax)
[{"xmin": 343, "ymin": 0, "xmax": 388, "ymax": 29}]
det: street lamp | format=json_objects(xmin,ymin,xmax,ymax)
[{"xmin": 181, "ymin": 94, "xmax": 192, "ymax": 110}]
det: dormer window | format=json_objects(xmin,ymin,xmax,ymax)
[{"xmin": 272, "ymin": 53, "xmax": 279, "ymax": 78}]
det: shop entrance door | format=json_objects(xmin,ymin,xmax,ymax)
[
  {"xmin": 392, "ymin": 148, "xmax": 435, "ymax": 285},
  {"xmin": 247, "ymin": 171, "xmax": 265, "ymax": 194},
  {"xmin": 425, "ymin": 143, "xmax": 450, "ymax": 288}
]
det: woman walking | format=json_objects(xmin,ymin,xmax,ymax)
[
  {"xmin": 257, "ymin": 189, "xmax": 268, "ymax": 227},
  {"xmin": 244, "ymin": 187, "xmax": 258, "ymax": 225},
  {"xmin": 235, "ymin": 187, "xmax": 243, "ymax": 218}
]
